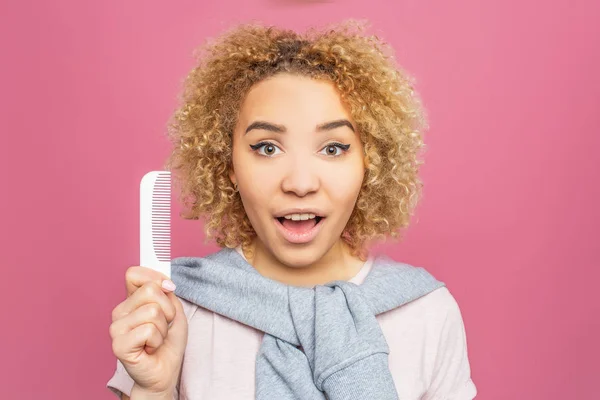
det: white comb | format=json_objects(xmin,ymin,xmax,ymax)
[{"xmin": 140, "ymin": 171, "xmax": 171, "ymax": 278}]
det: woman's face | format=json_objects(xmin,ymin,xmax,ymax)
[{"xmin": 229, "ymin": 73, "xmax": 365, "ymax": 267}]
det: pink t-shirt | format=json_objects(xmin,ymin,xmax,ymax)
[{"xmin": 107, "ymin": 248, "xmax": 477, "ymax": 399}]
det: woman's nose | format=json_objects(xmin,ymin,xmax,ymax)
[{"xmin": 280, "ymin": 155, "xmax": 320, "ymax": 197}]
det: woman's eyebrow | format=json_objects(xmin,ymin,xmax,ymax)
[
  {"xmin": 245, "ymin": 121, "xmax": 285, "ymax": 134},
  {"xmin": 317, "ymin": 119, "xmax": 355, "ymax": 133},
  {"xmin": 244, "ymin": 119, "xmax": 355, "ymax": 135}
]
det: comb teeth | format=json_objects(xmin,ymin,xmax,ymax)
[
  {"xmin": 151, "ymin": 173, "xmax": 171, "ymax": 261},
  {"xmin": 140, "ymin": 171, "xmax": 171, "ymax": 278}
]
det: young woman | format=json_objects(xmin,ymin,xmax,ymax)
[{"xmin": 108, "ymin": 20, "xmax": 477, "ymax": 400}]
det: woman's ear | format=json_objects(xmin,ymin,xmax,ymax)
[{"xmin": 229, "ymin": 167, "xmax": 236, "ymax": 186}]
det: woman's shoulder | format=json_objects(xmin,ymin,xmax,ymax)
[
  {"xmin": 415, "ymin": 285, "xmax": 462, "ymax": 312},
  {"xmin": 418, "ymin": 285, "xmax": 466, "ymax": 323},
  {"xmin": 378, "ymin": 283, "xmax": 468, "ymax": 338}
]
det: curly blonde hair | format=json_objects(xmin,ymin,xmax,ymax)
[{"xmin": 163, "ymin": 19, "xmax": 429, "ymax": 261}]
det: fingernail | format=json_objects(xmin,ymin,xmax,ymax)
[{"xmin": 162, "ymin": 279, "xmax": 176, "ymax": 291}]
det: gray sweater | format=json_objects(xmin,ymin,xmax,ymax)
[{"xmin": 171, "ymin": 247, "xmax": 445, "ymax": 400}]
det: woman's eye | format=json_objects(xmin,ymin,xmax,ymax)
[
  {"xmin": 319, "ymin": 143, "xmax": 350, "ymax": 157},
  {"xmin": 250, "ymin": 142, "xmax": 282, "ymax": 157},
  {"xmin": 249, "ymin": 142, "xmax": 350, "ymax": 157}
]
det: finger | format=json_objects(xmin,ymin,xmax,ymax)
[
  {"xmin": 112, "ymin": 282, "xmax": 176, "ymax": 323},
  {"xmin": 162, "ymin": 293, "xmax": 188, "ymax": 350},
  {"xmin": 125, "ymin": 266, "xmax": 174, "ymax": 298},
  {"xmin": 112, "ymin": 322, "xmax": 164, "ymax": 361},
  {"xmin": 138, "ymin": 323, "xmax": 165, "ymax": 355},
  {"xmin": 164, "ymin": 291, "xmax": 184, "ymax": 330},
  {"xmin": 109, "ymin": 302, "xmax": 169, "ymax": 340}
]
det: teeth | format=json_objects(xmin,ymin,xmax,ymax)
[{"xmin": 283, "ymin": 213, "xmax": 316, "ymax": 221}]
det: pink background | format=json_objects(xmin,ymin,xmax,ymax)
[{"xmin": 1, "ymin": 0, "xmax": 598, "ymax": 398}]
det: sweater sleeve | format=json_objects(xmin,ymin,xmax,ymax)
[{"xmin": 422, "ymin": 290, "xmax": 477, "ymax": 400}]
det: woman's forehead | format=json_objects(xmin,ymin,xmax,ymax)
[{"xmin": 238, "ymin": 75, "xmax": 352, "ymax": 127}]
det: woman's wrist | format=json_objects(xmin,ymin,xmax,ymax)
[{"xmin": 130, "ymin": 384, "xmax": 175, "ymax": 400}]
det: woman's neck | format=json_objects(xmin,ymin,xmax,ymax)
[{"xmin": 242, "ymin": 238, "xmax": 366, "ymax": 287}]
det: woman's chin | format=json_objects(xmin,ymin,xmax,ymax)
[
  {"xmin": 268, "ymin": 237, "xmax": 343, "ymax": 270},
  {"xmin": 271, "ymin": 246, "xmax": 325, "ymax": 269}
]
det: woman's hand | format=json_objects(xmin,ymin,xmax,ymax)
[{"xmin": 109, "ymin": 266, "xmax": 188, "ymax": 397}]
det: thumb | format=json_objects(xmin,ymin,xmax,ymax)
[
  {"xmin": 165, "ymin": 292, "xmax": 188, "ymax": 342},
  {"xmin": 126, "ymin": 266, "xmax": 172, "ymax": 298}
]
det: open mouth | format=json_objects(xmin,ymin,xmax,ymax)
[
  {"xmin": 274, "ymin": 215, "xmax": 326, "ymax": 244},
  {"xmin": 275, "ymin": 216, "xmax": 323, "ymax": 225}
]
